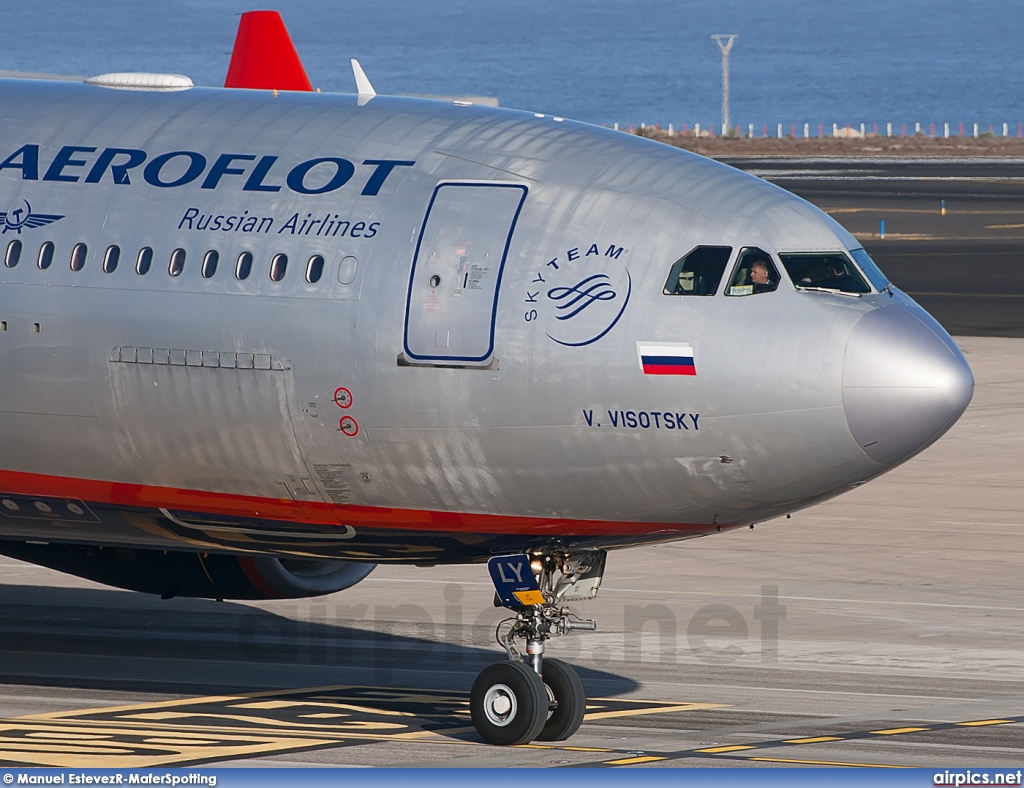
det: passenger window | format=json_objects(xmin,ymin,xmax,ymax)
[
  {"xmin": 338, "ymin": 255, "xmax": 358, "ymax": 285},
  {"xmin": 201, "ymin": 250, "xmax": 219, "ymax": 279},
  {"xmin": 168, "ymin": 248, "xmax": 186, "ymax": 277},
  {"xmin": 306, "ymin": 254, "xmax": 324, "ymax": 284},
  {"xmin": 5, "ymin": 239, "xmax": 22, "ymax": 268},
  {"xmin": 778, "ymin": 252, "xmax": 870, "ymax": 294},
  {"xmin": 727, "ymin": 247, "xmax": 781, "ymax": 296},
  {"xmin": 662, "ymin": 246, "xmax": 732, "ymax": 296},
  {"xmin": 38, "ymin": 241, "xmax": 54, "ymax": 270},
  {"xmin": 270, "ymin": 253, "xmax": 288, "ymax": 282},
  {"xmin": 236, "ymin": 251, "xmax": 253, "ymax": 280},
  {"xmin": 136, "ymin": 247, "xmax": 153, "ymax": 275},
  {"xmin": 103, "ymin": 245, "xmax": 120, "ymax": 274},
  {"xmin": 70, "ymin": 243, "xmax": 87, "ymax": 272}
]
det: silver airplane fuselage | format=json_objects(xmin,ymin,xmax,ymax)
[{"xmin": 0, "ymin": 79, "xmax": 973, "ymax": 566}]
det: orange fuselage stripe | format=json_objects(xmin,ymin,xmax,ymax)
[{"xmin": 0, "ymin": 468, "xmax": 715, "ymax": 538}]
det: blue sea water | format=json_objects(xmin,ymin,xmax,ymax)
[{"xmin": 4, "ymin": 0, "xmax": 1024, "ymax": 131}]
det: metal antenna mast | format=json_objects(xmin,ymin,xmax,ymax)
[{"xmin": 711, "ymin": 34, "xmax": 738, "ymax": 133}]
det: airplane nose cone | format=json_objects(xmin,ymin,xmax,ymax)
[{"xmin": 843, "ymin": 305, "xmax": 974, "ymax": 465}]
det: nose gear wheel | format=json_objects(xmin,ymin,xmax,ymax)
[
  {"xmin": 470, "ymin": 661, "xmax": 548, "ymax": 745},
  {"xmin": 538, "ymin": 657, "xmax": 586, "ymax": 741}
]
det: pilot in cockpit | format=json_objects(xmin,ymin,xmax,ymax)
[
  {"xmin": 727, "ymin": 250, "xmax": 779, "ymax": 296},
  {"xmin": 749, "ymin": 259, "xmax": 777, "ymax": 294},
  {"xmin": 823, "ymin": 259, "xmax": 860, "ymax": 290}
]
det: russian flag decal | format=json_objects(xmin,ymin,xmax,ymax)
[{"xmin": 637, "ymin": 341, "xmax": 696, "ymax": 376}]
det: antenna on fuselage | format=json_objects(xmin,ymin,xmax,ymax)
[{"xmin": 351, "ymin": 59, "xmax": 376, "ymax": 102}]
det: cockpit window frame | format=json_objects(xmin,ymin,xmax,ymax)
[
  {"xmin": 849, "ymin": 247, "xmax": 890, "ymax": 292},
  {"xmin": 777, "ymin": 250, "xmax": 872, "ymax": 296},
  {"xmin": 725, "ymin": 246, "xmax": 784, "ymax": 297},
  {"xmin": 661, "ymin": 245, "xmax": 734, "ymax": 297}
]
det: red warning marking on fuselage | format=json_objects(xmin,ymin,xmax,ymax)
[
  {"xmin": 339, "ymin": 416, "xmax": 359, "ymax": 436},
  {"xmin": 333, "ymin": 387, "xmax": 353, "ymax": 408}
]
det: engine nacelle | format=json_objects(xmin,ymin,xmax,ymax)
[{"xmin": 0, "ymin": 542, "xmax": 375, "ymax": 600}]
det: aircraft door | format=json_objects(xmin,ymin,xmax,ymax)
[{"xmin": 403, "ymin": 182, "xmax": 528, "ymax": 366}]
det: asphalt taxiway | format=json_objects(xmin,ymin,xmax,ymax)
[
  {"xmin": 723, "ymin": 157, "xmax": 1024, "ymax": 337},
  {"xmin": 0, "ymin": 336, "xmax": 1020, "ymax": 768}
]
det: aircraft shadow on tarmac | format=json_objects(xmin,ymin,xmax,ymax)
[{"xmin": 0, "ymin": 582, "xmax": 639, "ymax": 697}]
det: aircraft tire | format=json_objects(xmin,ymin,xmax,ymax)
[
  {"xmin": 470, "ymin": 661, "xmax": 548, "ymax": 745},
  {"xmin": 536, "ymin": 657, "xmax": 586, "ymax": 741}
]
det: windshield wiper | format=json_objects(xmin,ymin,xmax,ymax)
[{"xmin": 797, "ymin": 286, "xmax": 862, "ymax": 297}]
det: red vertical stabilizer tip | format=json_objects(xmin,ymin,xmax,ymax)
[{"xmin": 224, "ymin": 10, "xmax": 313, "ymax": 91}]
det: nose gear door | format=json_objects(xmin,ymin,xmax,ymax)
[{"xmin": 403, "ymin": 182, "xmax": 528, "ymax": 367}]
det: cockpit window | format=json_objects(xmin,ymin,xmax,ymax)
[
  {"xmin": 849, "ymin": 247, "xmax": 890, "ymax": 291},
  {"xmin": 726, "ymin": 247, "xmax": 781, "ymax": 296},
  {"xmin": 779, "ymin": 252, "xmax": 871, "ymax": 294},
  {"xmin": 662, "ymin": 246, "xmax": 731, "ymax": 296}
]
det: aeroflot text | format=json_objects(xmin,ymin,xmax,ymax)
[
  {"xmin": 16, "ymin": 775, "xmax": 216, "ymax": 786},
  {"xmin": 0, "ymin": 144, "xmax": 414, "ymax": 196}
]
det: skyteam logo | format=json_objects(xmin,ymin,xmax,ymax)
[
  {"xmin": 524, "ymin": 241, "xmax": 631, "ymax": 347},
  {"xmin": 548, "ymin": 274, "xmax": 618, "ymax": 319},
  {"xmin": 0, "ymin": 200, "xmax": 63, "ymax": 234}
]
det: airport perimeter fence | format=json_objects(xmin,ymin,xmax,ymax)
[{"xmin": 609, "ymin": 120, "xmax": 1024, "ymax": 139}]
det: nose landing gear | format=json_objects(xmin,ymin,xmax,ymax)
[{"xmin": 469, "ymin": 549, "xmax": 604, "ymax": 745}]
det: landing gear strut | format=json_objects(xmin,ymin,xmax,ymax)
[{"xmin": 469, "ymin": 549, "xmax": 604, "ymax": 745}]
